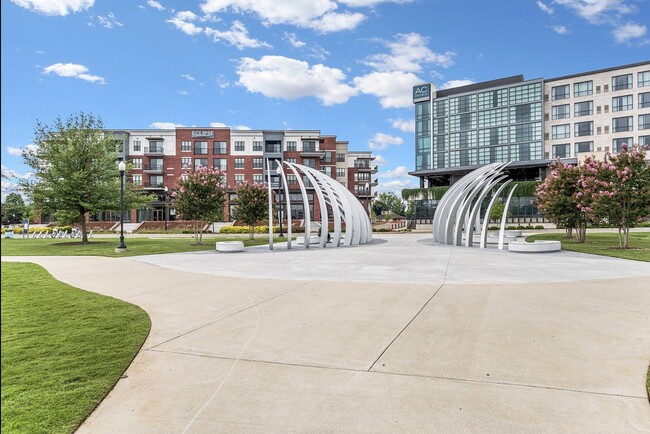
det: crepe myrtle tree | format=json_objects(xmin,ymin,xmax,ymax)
[
  {"xmin": 232, "ymin": 182, "xmax": 269, "ymax": 240},
  {"xmin": 20, "ymin": 112, "xmax": 154, "ymax": 244},
  {"xmin": 173, "ymin": 166, "xmax": 227, "ymax": 245},
  {"xmin": 587, "ymin": 144, "xmax": 650, "ymax": 248}
]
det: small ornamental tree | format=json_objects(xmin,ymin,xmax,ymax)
[
  {"xmin": 173, "ymin": 166, "xmax": 227, "ymax": 244},
  {"xmin": 589, "ymin": 144, "xmax": 650, "ymax": 248},
  {"xmin": 232, "ymin": 182, "xmax": 268, "ymax": 240},
  {"xmin": 536, "ymin": 161, "xmax": 583, "ymax": 239}
]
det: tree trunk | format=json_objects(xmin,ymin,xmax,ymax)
[
  {"xmin": 198, "ymin": 220, "xmax": 204, "ymax": 245},
  {"xmin": 565, "ymin": 227, "xmax": 574, "ymax": 238},
  {"xmin": 623, "ymin": 226, "xmax": 630, "ymax": 249},
  {"xmin": 249, "ymin": 225, "xmax": 254, "ymax": 240},
  {"xmin": 80, "ymin": 210, "xmax": 88, "ymax": 244},
  {"xmin": 618, "ymin": 227, "xmax": 623, "ymax": 249},
  {"xmin": 576, "ymin": 223, "xmax": 587, "ymax": 243}
]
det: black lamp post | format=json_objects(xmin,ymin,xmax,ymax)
[
  {"xmin": 164, "ymin": 186, "xmax": 169, "ymax": 232},
  {"xmin": 116, "ymin": 159, "xmax": 128, "ymax": 252}
]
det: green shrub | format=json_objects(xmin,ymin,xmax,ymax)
[
  {"xmin": 535, "ymin": 225, "xmax": 545, "ymax": 229},
  {"xmin": 488, "ymin": 226, "xmax": 499, "ymax": 231},
  {"xmin": 506, "ymin": 226, "xmax": 517, "ymax": 230}
]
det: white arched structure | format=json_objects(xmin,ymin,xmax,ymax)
[
  {"xmin": 432, "ymin": 162, "xmax": 515, "ymax": 249},
  {"xmin": 270, "ymin": 162, "xmax": 372, "ymax": 249}
]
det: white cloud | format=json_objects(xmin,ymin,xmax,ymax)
[
  {"xmin": 204, "ymin": 20, "xmax": 271, "ymax": 49},
  {"xmin": 340, "ymin": 0, "xmax": 412, "ymax": 5},
  {"xmin": 376, "ymin": 178, "xmax": 417, "ymax": 195},
  {"xmin": 311, "ymin": 11, "xmax": 366, "ymax": 33},
  {"xmin": 150, "ymin": 122, "xmax": 185, "ymax": 129},
  {"xmin": 283, "ymin": 32, "xmax": 306, "ymax": 48},
  {"xmin": 552, "ymin": 25, "xmax": 569, "ymax": 34},
  {"xmin": 200, "ymin": 0, "xmax": 337, "ymax": 28},
  {"xmin": 181, "ymin": 73, "xmax": 195, "ymax": 81},
  {"xmin": 612, "ymin": 21, "xmax": 646, "ymax": 43},
  {"xmin": 7, "ymin": 147, "xmax": 23, "ymax": 156},
  {"xmin": 209, "ymin": 122, "xmax": 251, "ymax": 130},
  {"xmin": 177, "ymin": 90, "xmax": 189, "ymax": 95},
  {"xmin": 380, "ymin": 165, "xmax": 409, "ymax": 178},
  {"xmin": 10, "ymin": 0, "xmax": 93, "ymax": 16},
  {"xmin": 390, "ymin": 118, "xmax": 414, "ymax": 133},
  {"xmin": 536, "ymin": 1, "xmax": 554, "ymax": 14},
  {"xmin": 147, "ymin": 0, "xmax": 164, "ymax": 10},
  {"xmin": 552, "ymin": 0, "xmax": 635, "ymax": 24},
  {"xmin": 354, "ymin": 71, "xmax": 422, "ymax": 108},
  {"xmin": 236, "ymin": 55, "xmax": 358, "ymax": 106},
  {"xmin": 42, "ymin": 63, "xmax": 106, "ymax": 84},
  {"xmin": 373, "ymin": 154, "xmax": 387, "ymax": 166},
  {"xmin": 363, "ymin": 33, "xmax": 455, "ymax": 73},
  {"xmin": 167, "ymin": 11, "xmax": 203, "ymax": 35},
  {"xmin": 96, "ymin": 12, "xmax": 123, "ymax": 29},
  {"xmin": 439, "ymin": 79, "xmax": 474, "ymax": 90},
  {"xmin": 367, "ymin": 133, "xmax": 403, "ymax": 150}
]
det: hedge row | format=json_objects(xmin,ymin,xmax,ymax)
[
  {"xmin": 1, "ymin": 226, "xmax": 73, "ymax": 235},
  {"xmin": 220, "ymin": 225, "xmax": 306, "ymax": 234}
]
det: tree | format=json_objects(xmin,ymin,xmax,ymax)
[
  {"xmin": 2, "ymin": 193, "xmax": 26, "ymax": 224},
  {"xmin": 20, "ymin": 113, "xmax": 153, "ymax": 244},
  {"xmin": 173, "ymin": 166, "xmax": 227, "ymax": 244},
  {"xmin": 371, "ymin": 192, "xmax": 406, "ymax": 217},
  {"xmin": 588, "ymin": 144, "xmax": 650, "ymax": 249},
  {"xmin": 232, "ymin": 182, "xmax": 269, "ymax": 240}
]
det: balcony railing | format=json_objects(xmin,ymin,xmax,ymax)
[
  {"xmin": 143, "ymin": 181, "xmax": 165, "ymax": 189},
  {"xmin": 143, "ymin": 165, "xmax": 164, "ymax": 173},
  {"xmin": 264, "ymin": 144, "xmax": 282, "ymax": 153},
  {"xmin": 144, "ymin": 146, "xmax": 164, "ymax": 155}
]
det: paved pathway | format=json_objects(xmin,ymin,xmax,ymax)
[{"xmin": 4, "ymin": 233, "xmax": 650, "ymax": 433}]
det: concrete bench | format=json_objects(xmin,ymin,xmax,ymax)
[
  {"xmin": 508, "ymin": 240, "xmax": 561, "ymax": 253},
  {"xmin": 296, "ymin": 236, "xmax": 320, "ymax": 245},
  {"xmin": 216, "ymin": 241, "xmax": 244, "ymax": 252}
]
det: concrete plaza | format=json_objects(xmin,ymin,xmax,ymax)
[{"xmin": 5, "ymin": 232, "xmax": 650, "ymax": 432}]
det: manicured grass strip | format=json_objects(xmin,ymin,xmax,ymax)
[
  {"xmin": 0, "ymin": 235, "xmax": 288, "ymax": 257},
  {"xmin": 1, "ymin": 263, "xmax": 151, "ymax": 433},
  {"xmin": 525, "ymin": 232, "xmax": 650, "ymax": 262}
]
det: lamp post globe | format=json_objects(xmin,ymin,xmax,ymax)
[{"xmin": 115, "ymin": 159, "xmax": 128, "ymax": 252}]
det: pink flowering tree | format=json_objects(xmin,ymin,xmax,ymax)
[
  {"xmin": 535, "ymin": 161, "xmax": 583, "ymax": 239},
  {"xmin": 173, "ymin": 166, "xmax": 227, "ymax": 244},
  {"xmin": 232, "ymin": 182, "xmax": 268, "ymax": 240},
  {"xmin": 589, "ymin": 144, "xmax": 650, "ymax": 248}
]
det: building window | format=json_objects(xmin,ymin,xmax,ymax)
[
  {"xmin": 612, "ymin": 116, "xmax": 633, "ymax": 132},
  {"xmin": 573, "ymin": 80, "xmax": 593, "ymax": 97},
  {"xmin": 252, "ymin": 141, "xmax": 263, "ymax": 152},
  {"xmin": 509, "ymin": 82, "xmax": 542, "ymax": 104},
  {"xmin": 574, "ymin": 101, "xmax": 593, "ymax": 117},
  {"xmin": 133, "ymin": 140, "xmax": 141, "ymax": 151},
  {"xmin": 612, "ymin": 137, "xmax": 632, "ymax": 152},
  {"xmin": 286, "ymin": 141, "xmax": 297, "ymax": 151},
  {"xmin": 234, "ymin": 174, "xmax": 245, "ymax": 184},
  {"xmin": 181, "ymin": 157, "xmax": 191, "ymax": 169},
  {"xmin": 336, "ymin": 153, "xmax": 346, "ymax": 162},
  {"xmin": 286, "ymin": 175, "xmax": 297, "ymax": 184},
  {"xmin": 449, "ymin": 113, "xmax": 477, "ymax": 132},
  {"xmin": 302, "ymin": 141, "xmax": 317, "ymax": 152},
  {"xmin": 639, "ymin": 92, "xmax": 650, "ymax": 109},
  {"xmin": 478, "ymin": 88, "xmax": 508, "ymax": 109},
  {"xmin": 449, "ymin": 94, "xmax": 477, "ymax": 114},
  {"xmin": 194, "ymin": 141, "xmax": 208, "ymax": 154},
  {"xmin": 433, "ymin": 100, "xmax": 447, "ymax": 117},
  {"xmin": 612, "ymin": 74, "xmax": 632, "ymax": 91},
  {"xmin": 639, "ymin": 71, "xmax": 650, "ymax": 87},
  {"xmin": 253, "ymin": 174, "xmax": 263, "ymax": 183},
  {"xmin": 509, "ymin": 123, "xmax": 541, "ymax": 143},
  {"xmin": 181, "ymin": 140, "xmax": 191, "ymax": 152},
  {"xmin": 149, "ymin": 175, "xmax": 163, "ymax": 188},
  {"xmin": 552, "ymin": 144, "xmax": 570, "ymax": 158},
  {"xmin": 639, "ymin": 135, "xmax": 650, "ymax": 147},
  {"xmin": 551, "ymin": 84, "xmax": 570, "ymax": 100},
  {"xmin": 302, "ymin": 158, "xmax": 316, "ymax": 168},
  {"xmin": 234, "ymin": 158, "xmax": 245, "ymax": 169},
  {"xmin": 252, "ymin": 158, "xmax": 263, "ymax": 169},
  {"xmin": 213, "ymin": 141, "xmax": 227, "ymax": 154},
  {"xmin": 213, "ymin": 158, "xmax": 227, "ymax": 172},
  {"xmin": 131, "ymin": 158, "xmax": 142, "ymax": 169},
  {"xmin": 132, "ymin": 174, "xmax": 142, "ymax": 186},
  {"xmin": 336, "ymin": 168, "xmax": 345, "ymax": 177},
  {"xmin": 194, "ymin": 158, "xmax": 207, "ymax": 169},
  {"xmin": 639, "ymin": 114, "xmax": 650, "ymax": 130},
  {"xmin": 147, "ymin": 158, "xmax": 164, "ymax": 170},
  {"xmin": 286, "ymin": 158, "xmax": 297, "ymax": 164},
  {"xmin": 478, "ymin": 108, "xmax": 508, "ymax": 127},
  {"xmin": 574, "ymin": 121, "xmax": 593, "ymax": 137},
  {"xmin": 551, "ymin": 104, "xmax": 570, "ymax": 120},
  {"xmin": 509, "ymin": 103, "xmax": 541, "ymax": 123},
  {"xmin": 148, "ymin": 140, "xmax": 164, "ymax": 153},
  {"xmin": 575, "ymin": 141, "xmax": 593, "ymax": 153},
  {"xmin": 234, "ymin": 141, "xmax": 245, "ymax": 152},
  {"xmin": 612, "ymin": 95, "xmax": 633, "ymax": 112},
  {"xmin": 552, "ymin": 124, "xmax": 570, "ymax": 139}
]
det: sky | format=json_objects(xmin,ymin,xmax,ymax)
[{"xmin": 2, "ymin": 0, "xmax": 649, "ymax": 201}]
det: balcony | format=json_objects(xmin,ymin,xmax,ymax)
[
  {"xmin": 355, "ymin": 164, "xmax": 378, "ymax": 173},
  {"xmin": 300, "ymin": 147, "xmax": 326, "ymax": 158},
  {"xmin": 144, "ymin": 146, "xmax": 164, "ymax": 156},
  {"xmin": 143, "ymin": 181, "xmax": 165, "ymax": 190},
  {"xmin": 264, "ymin": 143, "xmax": 282, "ymax": 157},
  {"xmin": 370, "ymin": 178, "xmax": 378, "ymax": 187},
  {"xmin": 143, "ymin": 164, "xmax": 164, "ymax": 174}
]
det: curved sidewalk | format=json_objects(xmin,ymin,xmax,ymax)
[{"xmin": 3, "ymin": 233, "xmax": 650, "ymax": 433}]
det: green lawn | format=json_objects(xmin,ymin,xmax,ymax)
[
  {"xmin": 0, "ymin": 235, "xmax": 288, "ymax": 257},
  {"xmin": 526, "ymin": 232, "xmax": 650, "ymax": 262},
  {"xmin": 1, "ymin": 262, "xmax": 151, "ymax": 433}
]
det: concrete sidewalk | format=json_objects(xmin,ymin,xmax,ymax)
[{"xmin": 3, "ymin": 234, "xmax": 650, "ymax": 433}]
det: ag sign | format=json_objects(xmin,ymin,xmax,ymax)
[{"xmin": 412, "ymin": 84, "xmax": 431, "ymax": 102}]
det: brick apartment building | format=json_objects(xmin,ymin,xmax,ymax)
[{"xmin": 91, "ymin": 127, "xmax": 377, "ymax": 225}]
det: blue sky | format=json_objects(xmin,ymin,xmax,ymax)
[{"xmin": 2, "ymin": 0, "xmax": 649, "ymax": 201}]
